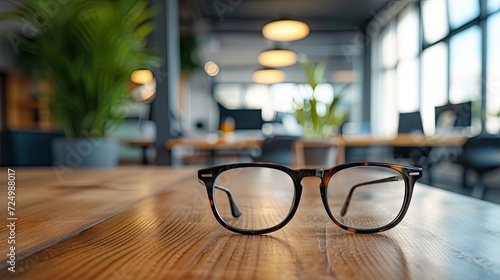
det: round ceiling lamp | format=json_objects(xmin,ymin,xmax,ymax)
[
  {"xmin": 130, "ymin": 69, "xmax": 154, "ymax": 85},
  {"xmin": 204, "ymin": 61, "xmax": 220, "ymax": 76},
  {"xmin": 252, "ymin": 68, "xmax": 285, "ymax": 84},
  {"xmin": 258, "ymin": 48, "xmax": 298, "ymax": 68},
  {"xmin": 262, "ymin": 19, "xmax": 310, "ymax": 41}
]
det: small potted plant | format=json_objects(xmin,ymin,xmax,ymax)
[
  {"xmin": 3, "ymin": 0, "xmax": 161, "ymax": 168},
  {"xmin": 295, "ymin": 54, "xmax": 349, "ymax": 138}
]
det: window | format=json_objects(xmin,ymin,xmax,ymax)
[
  {"xmin": 397, "ymin": 8, "xmax": 419, "ymax": 59},
  {"xmin": 422, "ymin": 0, "xmax": 448, "ymax": 43},
  {"xmin": 397, "ymin": 9, "xmax": 420, "ymax": 113},
  {"xmin": 378, "ymin": 70, "xmax": 398, "ymax": 136},
  {"xmin": 487, "ymin": 12, "xmax": 500, "ymax": 133},
  {"xmin": 372, "ymin": 0, "xmax": 498, "ymax": 135},
  {"xmin": 447, "ymin": 0, "xmax": 480, "ymax": 29},
  {"xmin": 488, "ymin": 0, "xmax": 500, "ymax": 13},
  {"xmin": 374, "ymin": 7, "xmax": 420, "ymax": 136},
  {"xmin": 374, "ymin": 23, "xmax": 398, "ymax": 136},
  {"xmin": 214, "ymin": 84, "xmax": 244, "ymax": 109},
  {"xmin": 421, "ymin": 43, "xmax": 448, "ymax": 134},
  {"xmin": 381, "ymin": 24, "xmax": 397, "ymax": 68},
  {"xmin": 449, "ymin": 26, "xmax": 481, "ymax": 104},
  {"xmin": 214, "ymin": 83, "xmax": 343, "ymax": 123},
  {"xmin": 245, "ymin": 84, "xmax": 269, "ymax": 109},
  {"xmin": 397, "ymin": 59, "xmax": 419, "ymax": 113}
]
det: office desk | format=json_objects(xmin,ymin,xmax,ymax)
[
  {"xmin": 295, "ymin": 134, "xmax": 468, "ymax": 165},
  {"xmin": 166, "ymin": 137, "xmax": 263, "ymax": 165},
  {"xmin": 1, "ymin": 167, "xmax": 499, "ymax": 279}
]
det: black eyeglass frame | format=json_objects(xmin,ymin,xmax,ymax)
[{"xmin": 198, "ymin": 161, "xmax": 423, "ymax": 235}]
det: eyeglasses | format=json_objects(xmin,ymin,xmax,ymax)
[{"xmin": 198, "ymin": 162, "xmax": 423, "ymax": 235}]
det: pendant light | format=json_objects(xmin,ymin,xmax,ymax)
[
  {"xmin": 252, "ymin": 68, "xmax": 285, "ymax": 84},
  {"xmin": 262, "ymin": 19, "xmax": 310, "ymax": 41},
  {"xmin": 258, "ymin": 48, "xmax": 297, "ymax": 68}
]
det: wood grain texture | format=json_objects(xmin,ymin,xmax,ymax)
[
  {"xmin": 1, "ymin": 167, "xmax": 500, "ymax": 279},
  {"xmin": 0, "ymin": 167, "xmax": 193, "ymax": 268}
]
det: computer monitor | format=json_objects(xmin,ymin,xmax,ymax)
[
  {"xmin": 218, "ymin": 106, "xmax": 264, "ymax": 130},
  {"xmin": 398, "ymin": 111, "xmax": 424, "ymax": 133},
  {"xmin": 435, "ymin": 101, "xmax": 472, "ymax": 128}
]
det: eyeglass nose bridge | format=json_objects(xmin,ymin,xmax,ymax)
[{"xmin": 299, "ymin": 169, "xmax": 325, "ymax": 179}]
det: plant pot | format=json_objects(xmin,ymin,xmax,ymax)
[
  {"xmin": 51, "ymin": 137, "xmax": 119, "ymax": 168},
  {"xmin": 303, "ymin": 146, "xmax": 337, "ymax": 167}
]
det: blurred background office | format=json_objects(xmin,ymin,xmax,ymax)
[{"xmin": 0, "ymin": 0, "xmax": 499, "ymax": 201}]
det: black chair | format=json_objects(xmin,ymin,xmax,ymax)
[
  {"xmin": 392, "ymin": 112, "xmax": 434, "ymax": 183},
  {"xmin": 393, "ymin": 112, "xmax": 430, "ymax": 164},
  {"xmin": 252, "ymin": 135, "xmax": 300, "ymax": 166},
  {"xmin": 455, "ymin": 134, "xmax": 500, "ymax": 199}
]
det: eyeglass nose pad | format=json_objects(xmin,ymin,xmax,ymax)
[{"xmin": 300, "ymin": 177, "xmax": 322, "ymax": 188}]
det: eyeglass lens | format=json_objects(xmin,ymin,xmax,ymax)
[
  {"xmin": 213, "ymin": 167, "xmax": 295, "ymax": 231},
  {"xmin": 327, "ymin": 166, "xmax": 406, "ymax": 230}
]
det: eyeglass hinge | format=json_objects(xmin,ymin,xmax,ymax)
[
  {"xmin": 201, "ymin": 174, "xmax": 213, "ymax": 178},
  {"xmin": 409, "ymin": 172, "xmax": 420, "ymax": 176},
  {"xmin": 315, "ymin": 170, "xmax": 324, "ymax": 177}
]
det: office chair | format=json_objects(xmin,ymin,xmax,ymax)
[
  {"xmin": 252, "ymin": 135, "xmax": 300, "ymax": 166},
  {"xmin": 393, "ymin": 111, "xmax": 431, "ymax": 166},
  {"xmin": 454, "ymin": 134, "xmax": 500, "ymax": 199}
]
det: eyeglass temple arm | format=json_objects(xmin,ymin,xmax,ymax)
[
  {"xmin": 214, "ymin": 185, "xmax": 242, "ymax": 218},
  {"xmin": 340, "ymin": 176, "xmax": 403, "ymax": 217}
]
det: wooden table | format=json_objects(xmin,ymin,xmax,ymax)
[
  {"xmin": 1, "ymin": 167, "xmax": 499, "ymax": 279},
  {"xmin": 294, "ymin": 134, "xmax": 468, "ymax": 165},
  {"xmin": 166, "ymin": 137, "xmax": 263, "ymax": 165}
]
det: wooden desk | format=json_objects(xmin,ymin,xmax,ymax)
[
  {"xmin": 166, "ymin": 137, "xmax": 263, "ymax": 165},
  {"xmin": 1, "ymin": 167, "xmax": 499, "ymax": 279},
  {"xmin": 295, "ymin": 134, "xmax": 468, "ymax": 165}
]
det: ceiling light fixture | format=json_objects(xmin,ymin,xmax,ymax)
[
  {"xmin": 258, "ymin": 48, "xmax": 298, "ymax": 68},
  {"xmin": 262, "ymin": 19, "xmax": 310, "ymax": 41},
  {"xmin": 204, "ymin": 61, "xmax": 220, "ymax": 76},
  {"xmin": 130, "ymin": 69, "xmax": 154, "ymax": 85},
  {"xmin": 252, "ymin": 68, "xmax": 285, "ymax": 84}
]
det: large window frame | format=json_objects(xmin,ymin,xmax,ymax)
[{"xmin": 373, "ymin": 0, "xmax": 499, "ymax": 135}]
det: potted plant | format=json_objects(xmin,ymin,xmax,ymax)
[
  {"xmin": 3, "ymin": 0, "xmax": 161, "ymax": 168},
  {"xmin": 294, "ymin": 54, "xmax": 349, "ymax": 165}
]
